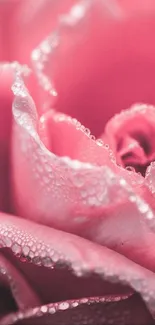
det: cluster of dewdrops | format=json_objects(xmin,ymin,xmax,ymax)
[{"xmin": 71, "ymin": 116, "xmax": 137, "ymax": 173}]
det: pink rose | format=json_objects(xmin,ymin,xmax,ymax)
[{"xmin": 1, "ymin": 0, "xmax": 155, "ymax": 324}]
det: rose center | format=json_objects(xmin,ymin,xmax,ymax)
[
  {"xmin": 117, "ymin": 132, "xmax": 154, "ymax": 176},
  {"xmin": 106, "ymin": 110, "xmax": 155, "ymax": 177},
  {"xmin": 103, "ymin": 106, "xmax": 155, "ymax": 177}
]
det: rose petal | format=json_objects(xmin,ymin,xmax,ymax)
[
  {"xmin": 0, "ymin": 1, "xmax": 21, "ymax": 61},
  {"xmin": 10, "ymin": 0, "xmax": 76, "ymax": 64},
  {"xmin": 32, "ymin": 0, "xmax": 155, "ymax": 137},
  {"xmin": 0, "ymin": 214, "xmax": 155, "ymax": 317},
  {"xmin": 38, "ymin": 109, "xmax": 114, "ymax": 165},
  {"xmin": 1, "ymin": 295, "xmax": 153, "ymax": 325},
  {"xmin": 103, "ymin": 104, "xmax": 155, "ymax": 172},
  {"xmin": 11, "ymin": 67, "xmax": 155, "ymax": 274},
  {"xmin": 0, "ymin": 254, "xmax": 39, "ymax": 315},
  {"xmin": 0, "ymin": 63, "xmax": 14, "ymax": 212},
  {"xmin": 145, "ymin": 162, "xmax": 155, "ymax": 194}
]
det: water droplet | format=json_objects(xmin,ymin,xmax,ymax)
[
  {"xmin": 111, "ymin": 156, "xmax": 116, "ymax": 163},
  {"xmin": 146, "ymin": 210, "xmax": 154, "ymax": 220},
  {"xmin": 84, "ymin": 128, "xmax": 91, "ymax": 136},
  {"xmin": 75, "ymin": 121, "xmax": 81, "ymax": 130},
  {"xmin": 97, "ymin": 190, "xmax": 108, "ymax": 204},
  {"xmin": 50, "ymin": 89, "xmax": 58, "ymax": 97},
  {"xmin": 41, "ymin": 306, "xmax": 48, "ymax": 313},
  {"xmin": 125, "ymin": 166, "xmax": 135, "ymax": 172},
  {"xmin": 90, "ymin": 135, "xmax": 96, "ymax": 141},
  {"xmin": 58, "ymin": 302, "xmax": 69, "ymax": 310},
  {"xmin": 87, "ymin": 196, "xmax": 99, "ymax": 207},
  {"xmin": 81, "ymin": 298, "xmax": 88, "ymax": 304},
  {"xmin": 52, "ymin": 253, "xmax": 59, "ymax": 263},
  {"xmin": 73, "ymin": 262, "xmax": 87, "ymax": 277},
  {"xmin": 100, "ymin": 297, "xmax": 105, "ymax": 302},
  {"xmin": 129, "ymin": 195, "xmax": 137, "ymax": 203},
  {"xmin": 138, "ymin": 201, "xmax": 148, "ymax": 213},
  {"xmin": 22, "ymin": 246, "xmax": 30, "ymax": 255},
  {"xmin": 49, "ymin": 306, "xmax": 56, "ymax": 314},
  {"xmin": 44, "ymin": 164, "xmax": 52, "ymax": 173},
  {"xmin": 12, "ymin": 243, "xmax": 21, "ymax": 254},
  {"xmin": 3, "ymin": 237, "xmax": 12, "ymax": 247},
  {"xmin": 40, "ymin": 250, "xmax": 46, "ymax": 258},
  {"xmin": 72, "ymin": 301, "xmax": 79, "ymax": 308},
  {"xmin": 29, "ymin": 251, "xmax": 34, "ymax": 258},
  {"xmin": 104, "ymin": 144, "xmax": 109, "ymax": 149},
  {"xmin": 12, "ymin": 81, "xmax": 26, "ymax": 97},
  {"xmin": 96, "ymin": 139, "xmax": 103, "ymax": 146},
  {"xmin": 0, "ymin": 268, "xmax": 6, "ymax": 275},
  {"xmin": 33, "ymin": 256, "xmax": 41, "ymax": 265},
  {"xmin": 31, "ymin": 245, "xmax": 36, "ymax": 252},
  {"xmin": 72, "ymin": 118, "xmax": 78, "ymax": 124},
  {"xmin": 73, "ymin": 175, "xmax": 84, "ymax": 188},
  {"xmin": 42, "ymin": 257, "xmax": 53, "ymax": 267},
  {"xmin": 28, "ymin": 241, "xmax": 33, "ymax": 247},
  {"xmin": 80, "ymin": 125, "xmax": 85, "ymax": 132},
  {"xmin": 70, "ymin": 4, "xmax": 86, "ymax": 20}
]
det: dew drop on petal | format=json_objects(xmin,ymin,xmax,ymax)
[
  {"xmin": 12, "ymin": 243, "xmax": 21, "ymax": 254},
  {"xmin": 125, "ymin": 166, "xmax": 136, "ymax": 173},
  {"xmin": 49, "ymin": 306, "xmax": 56, "ymax": 314},
  {"xmin": 96, "ymin": 139, "xmax": 103, "ymax": 146},
  {"xmin": 104, "ymin": 143, "xmax": 109, "ymax": 149},
  {"xmin": 58, "ymin": 302, "xmax": 70, "ymax": 310}
]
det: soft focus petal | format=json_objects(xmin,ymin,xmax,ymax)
[
  {"xmin": 146, "ymin": 163, "xmax": 155, "ymax": 192},
  {"xmin": 32, "ymin": 0, "xmax": 155, "ymax": 137},
  {"xmin": 1, "ymin": 1, "xmax": 155, "ymax": 324},
  {"xmin": 2, "ymin": 295, "xmax": 153, "ymax": 325},
  {"xmin": 39, "ymin": 109, "xmax": 114, "ymax": 165},
  {"xmin": 11, "ymin": 66, "xmax": 155, "ymax": 275},
  {"xmin": 103, "ymin": 104, "xmax": 155, "ymax": 175},
  {"xmin": 0, "ymin": 63, "xmax": 14, "ymax": 212},
  {"xmin": 0, "ymin": 214, "xmax": 155, "ymax": 319},
  {"xmin": 10, "ymin": 0, "xmax": 76, "ymax": 64},
  {"xmin": 0, "ymin": 253, "xmax": 39, "ymax": 319},
  {"xmin": 0, "ymin": 1, "xmax": 21, "ymax": 61}
]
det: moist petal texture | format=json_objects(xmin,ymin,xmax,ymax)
[
  {"xmin": 32, "ymin": 0, "xmax": 155, "ymax": 137},
  {"xmin": 1, "ymin": 295, "xmax": 154, "ymax": 325},
  {"xmin": 10, "ymin": 0, "xmax": 76, "ymax": 65},
  {"xmin": 0, "ymin": 254, "xmax": 39, "ymax": 314},
  {"xmin": 103, "ymin": 104, "xmax": 155, "ymax": 176},
  {"xmin": 2, "ymin": 1, "xmax": 155, "ymax": 324},
  {"xmin": 0, "ymin": 213, "xmax": 155, "ymax": 320},
  {"xmin": 11, "ymin": 66, "xmax": 155, "ymax": 274}
]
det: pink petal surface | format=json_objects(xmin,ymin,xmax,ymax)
[
  {"xmin": 0, "ymin": 253, "xmax": 39, "ymax": 315},
  {"xmin": 1, "ymin": 1, "xmax": 155, "ymax": 324},
  {"xmin": 146, "ymin": 164, "xmax": 155, "ymax": 193},
  {"xmin": 31, "ymin": 0, "xmax": 155, "ymax": 138},
  {"xmin": 2, "ymin": 295, "xmax": 153, "ymax": 325},
  {"xmin": 0, "ymin": 213, "xmax": 154, "ymax": 322},
  {"xmin": 0, "ymin": 1, "xmax": 20, "ymax": 61},
  {"xmin": 0, "ymin": 64, "xmax": 14, "ymax": 212},
  {"xmin": 10, "ymin": 65, "xmax": 155, "ymax": 276},
  {"xmin": 103, "ymin": 104, "xmax": 155, "ymax": 175},
  {"xmin": 38, "ymin": 109, "xmax": 115, "ymax": 165},
  {"xmin": 10, "ymin": 0, "xmax": 77, "ymax": 65}
]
